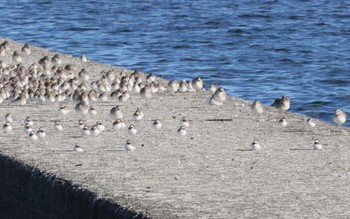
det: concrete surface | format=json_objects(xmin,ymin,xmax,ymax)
[{"xmin": 1, "ymin": 38, "xmax": 350, "ymax": 218}]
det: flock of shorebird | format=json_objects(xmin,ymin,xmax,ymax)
[{"xmin": 0, "ymin": 40, "xmax": 347, "ymax": 152}]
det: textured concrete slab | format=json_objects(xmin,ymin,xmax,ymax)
[{"xmin": 1, "ymin": 38, "xmax": 350, "ymax": 218}]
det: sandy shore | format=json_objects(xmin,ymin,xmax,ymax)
[{"xmin": 1, "ymin": 38, "xmax": 350, "ymax": 218}]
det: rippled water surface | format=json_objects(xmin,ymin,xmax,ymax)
[{"xmin": 1, "ymin": 0, "xmax": 350, "ymax": 125}]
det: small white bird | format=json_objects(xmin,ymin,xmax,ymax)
[
  {"xmin": 4, "ymin": 113, "xmax": 13, "ymax": 123},
  {"xmin": 28, "ymin": 131, "xmax": 38, "ymax": 141},
  {"xmin": 77, "ymin": 120, "xmax": 85, "ymax": 130},
  {"xmin": 25, "ymin": 116, "xmax": 33, "ymax": 126},
  {"xmin": 313, "ymin": 139, "xmax": 323, "ymax": 150},
  {"xmin": 113, "ymin": 119, "xmax": 126, "ymax": 130},
  {"xmin": 177, "ymin": 126, "xmax": 187, "ymax": 136},
  {"xmin": 90, "ymin": 125, "xmax": 100, "ymax": 136},
  {"xmin": 53, "ymin": 120, "xmax": 63, "ymax": 131},
  {"xmin": 3, "ymin": 122, "xmax": 12, "ymax": 133},
  {"xmin": 133, "ymin": 108, "xmax": 144, "ymax": 121},
  {"xmin": 73, "ymin": 143, "xmax": 84, "ymax": 152},
  {"xmin": 81, "ymin": 54, "xmax": 88, "ymax": 63},
  {"xmin": 251, "ymin": 140, "xmax": 261, "ymax": 151},
  {"xmin": 333, "ymin": 109, "xmax": 346, "ymax": 126},
  {"xmin": 153, "ymin": 119, "xmax": 162, "ymax": 129},
  {"xmin": 251, "ymin": 100, "xmax": 264, "ymax": 114},
  {"xmin": 89, "ymin": 106, "xmax": 98, "ymax": 116},
  {"xmin": 128, "ymin": 124, "xmax": 137, "ymax": 135},
  {"xmin": 191, "ymin": 77, "xmax": 204, "ymax": 91},
  {"xmin": 37, "ymin": 127, "xmax": 46, "ymax": 138},
  {"xmin": 271, "ymin": 96, "xmax": 290, "ymax": 111},
  {"xmin": 81, "ymin": 125, "xmax": 91, "ymax": 136},
  {"xmin": 23, "ymin": 123, "xmax": 33, "ymax": 134},
  {"xmin": 168, "ymin": 80, "xmax": 179, "ymax": 93},
  {"xmin": 181, "ymin": 117, "xmax": 190, "ymax": 127},
  {"xmin": 96, "ymin": 120, "xmax": 105, "ymax": 132},
  {"xmin": 279, "ymin": 118, "xmax": 288, "ymax": 127},
  {"xmin": 124, "ymin": 139, "xmax": 136, "ymax": 152},
  {"xmin": 21, "ymin": 44, "xmax": 31, "ymax": 55},
  {"xmin": 209, "ymin": 84, "xmax": 217, "ymax": 94},
  {"xmin": 213, "ymin": 87, "xmax": 226, "ymax": 103},
  {"xmin": 110, "ymin": 105, "xmax": 123, "ymax": 119},
  {"xmin": 178, "ymin": 80, "xmax": 188, "ymax": 93},
  {"xmin": 307, "ymin": 118, "xmax": 316, "ymax": 128},
  {"xmin": 58, "ymin": 105, "xmax": 70, "ymax": 115}
]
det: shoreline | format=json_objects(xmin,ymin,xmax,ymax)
[{"xmin": 0, "ymin": 38, "xmax": 350, "ymax": 218}]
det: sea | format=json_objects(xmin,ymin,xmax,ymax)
[{"xmin": 0, "ymin": 0, "xmax": 349, "ymax": 126}]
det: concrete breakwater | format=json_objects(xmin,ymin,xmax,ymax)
[
  {"xmin": 1, "ymin": 38, "xmax": 350, "ymax": 218},
  {"xmin": 0, "ymin": 154, "xmax": 148, "ymax": 219}
]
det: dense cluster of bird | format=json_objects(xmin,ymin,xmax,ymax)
[{"xmin": 0, "ymin": 40, "xmax": 347, "ymax": 152}]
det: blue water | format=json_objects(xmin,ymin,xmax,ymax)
[{"xmin": 1, "ymin": 0, "xmax": 350, "ymax": 126}]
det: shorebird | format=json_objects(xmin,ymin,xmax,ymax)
[
  {"xmin": 150, "ymin": 82, "xmax": 158, "ymax": 93},
  {"xmin": 37, "ymin": 127, "xmax": 46, "ymax": 138},
  {"xmin": 96, "ymin": 120, "xmax": 105, "ymax": 132},
  {"xmin": 99, "ymin": 92, "xmax": 108, "ymax": 102},
  {"xmin": 333, "ymin": 109, "xmax": 346, "ymax": 126},
  {"xmin": 124, "ymin": 139, "xmax": 136, "ymax": 152},
  {"xmin": 12, "ymin": 51, "xmax": 22, "ymax": 63},
  {"xmin": 271, "ymin": 96, "xmax": 290, "ymax": 111},
  {"xmin": 73, "ymin": 143, "xmax": 84, "ymax": 152},
  {"xmin": 90, "ymin": 125, "xmax": 100, "ymax": 136},
  {"xmin": 2, "ymin": 40, "xmax": 10, "ymax": 51},
  {"xmin": 128, "ymin": 124, "xmax": 137, "ymax": 135},
  {"xmin": 177, "ymin": 126, "xmax": 187, "ymax": 136},
  {"xmin": 213, "ymin": 87, "xmax": 226, "ymax": 103},
  {"xmin": 279, "ymin": 118, "xmax": 288, "ymax": 127},
  {"xmin": 113, "ymin": 119, "xmax": 126, "ymax": 130},
  {"xmin": 0, "ymin": 60, "xmax": 6, "ymax": 68},
  {"xmin": 77, "ymin": 120, "xmax": 85, "ymax": 130},
  {"xmin": 51, "ymin": 54, "xmax": 62, "ymax": 65},
  {"xmin": 153, "ymin": 119, "xmax": 162, "ymax": 129},
  {"xmin": 3, "ymin": 122, "xmax": 12, "ymax": 133},
  {"xmin": 313, "ymin": 139, "xmax": 323, "ymax": 150},
  {"xmin": 53, "ymin": 120, "xmax": 63, "ymax": 131},
  {"xmin": 28, "ymin": 131, "xmax": 38, "ymax": 141},
  {"xmin": 78, "ymin": 68, "xmax": 90, "ymax": 81},
  {"xmin": 118, "ymin": 91, "xmax": 130, "ymax": 102},
  {"xmin": 88, "ymin": 89, "xmax": 99, "ymax": 102},
  {"xmin": 251, "ymin": 100, "xmax": 264, "ymax": 114},
  {"xmin": 75, "ymin": 101, "xmax": 89, "ymax": 115},
  {"xmin": 110, "ymin": 105, "xmax": 123, "ymax": 119},
  {"xmin": 187, "ymin": 81, "xmax": 196, "ymax": 92},
  {"xmin": 178, "ymin": 80, "xmax": 188, "ymax": 92},
  {"xmin": 58, "ymin": 105, "xmax": 70, "ymax": 115},
  {"xmin": 209, "ymin": 84, "xmax": 217, "ymax": 94},
  {"xmin": 89, "ymin": 106, "xmax": 98, "ymax": 116},
  {"xmin": 191, "ymin": 77, "xmax": 204, "ymax": 91},
  {"xmin": 23, "ymin": 123, "xmax": 33, "ymax": 134},
  {"xmin": 181, "ymin": 117, "xmax": 190, "ymax": 127},
  {"xmin": 21, "ymin": 44, "xmax": 31, "ymax": 55},
  {"xmin": 81, "ymin": 54, "xmax": 88, "ymax": 62},
  {"xmin": 251, "ymin": 140, "xmax": 261, "ymax": 151},
  {"xmin": 146, "ymin": 74, "xmax": 156, "ymax": 83},
  {"xmin": 81, "ymin": 125, "xmax": 91, "ymax": 136},
  {"xmin": 168, "ymin": 80, "xmax": 179, "ymax": 93},
  {"xmin": 140, "ymin": 84, "xmax": 153, "ymax": 99},
  {"xmin": 307, "ymin": 118, "xmax": 316, "ymax": 128},
  {"xmin": 25, "ymin": 116, "xmax": 34, "ymax": 126},
  {"xmin": 133, "ymin": 108, "xmax": 144, "ymax": 121},
  {"xmin": 5, "ymin": 113, "xmax": 13, "ymax": 123}
]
